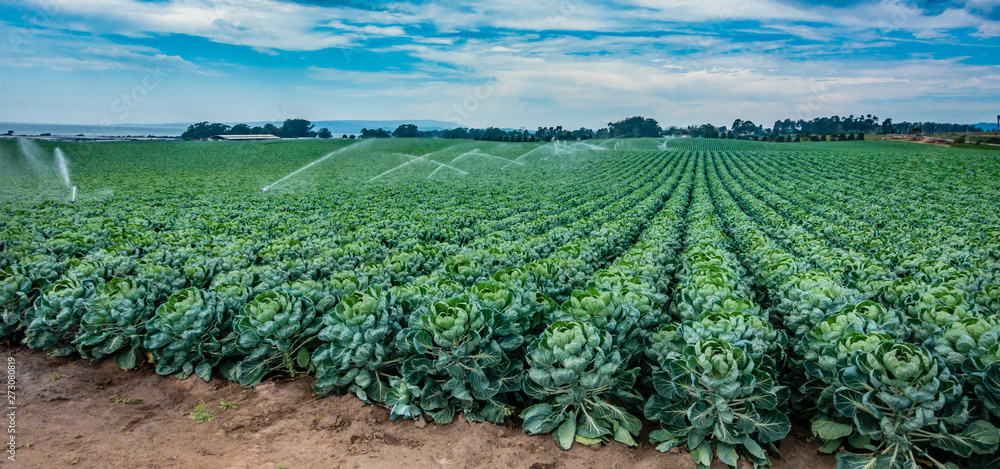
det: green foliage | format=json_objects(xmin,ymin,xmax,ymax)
[
  {"xmin": 75, "ymin": 277, "xmax": 155, "ymax": 369},
  {"xmin": 312, "ymin": 286, "xmax": 404, "ymax": 402},
  {"xmin": 392, "ymin": 295, "xmax": 523, "ymax": 424},
  {"xmin": 222, "ymin": 289, "xmax": 323, "ymax": 386},
  {"xmin": 823, "ymin": 342, "xmax": 998, "ymax": 467},
  {"xmin": 144, "ymin": 287, "xmax": 232, "ymax": 381},
  {"xmin": 25, "ymin": 277, "xmax": 99, "ymax": 356},
  {"xmin": 4, "ymin": 138, "xmax": 1000, "ymax": 468},
  {"xmin": 520, "ymin": 321, "xmax": 641, "ymax": 449},
  {"xmin": 645, "ymin": 339, "xmax": 790, "ymax": 468}
]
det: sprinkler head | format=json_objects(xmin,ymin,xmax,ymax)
[{"xmin": 261, "ymin": 187, "xmax": 269, "ymax": 193}]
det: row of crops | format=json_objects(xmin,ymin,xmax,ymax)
[{"xmin": 1, "ymin": 139, "xmax": 999, "ymax": 468}]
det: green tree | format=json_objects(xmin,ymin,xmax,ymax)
[
  {"xmin": 360, "ymin": 128, "xmax": 391, "ymax": 138},
  {"xmin": 181, "ymin": 122, "xmax": 230, "ymax": 140},
  {"xmin": 228, "ymin": 124, "xmax": 252, "ymax": 135},
  {"xmin": 608, "ymin": 116, "xmax": 661, "ymax": 138},
  {"xmin": 278, "ymin": 119, "xmax": 314, "ymax": 138},
  {"xmin": 317, "ymin": 128, "xmax": 332, "ymax": 139},
  {"xmin": 392, "ymin": 124, "xmax": 419, "ymax": 138}
]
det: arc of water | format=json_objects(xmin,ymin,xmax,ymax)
[
  {"xmin": 262, "ymin": 141, "xmax": 364, "ymax": 192},
  {"xmin": 368, "ymin": 153, "xmax": 468, "ymax": 183},
  {"xmin": 54, "ymin": 148, "xmax": 71, "ymax": 187},
  {"xmin": 452, "ymin": 149, "xmax": 524, "ymax": 165},
  {"xmin": 503, "ymin": 143, "xmax": 553, "ymax": 168}
]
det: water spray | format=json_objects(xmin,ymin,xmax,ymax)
[
  {"xmin": 71, "ymin": 186, "xmax": 77, "ymax": 203},
  {"xmin": 261, "ymin": 140, "xmax": 370, "ymax": 193}
]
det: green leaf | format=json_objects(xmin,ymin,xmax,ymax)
[
  {"xmin": 835, "ymin": 452, "xmax": 893, "ymax": 469},
  {"xmin": 743, "ymin": 438, "xmax": 766, "ymax": 460},
  {"xmin": 690, "ymin": 440, "xmax": 712, "ymax": 468},
  {"xmin": 521, "ymin": 404, "xmax": 556, "ymax": 435},
  {"xmin": 956, "ymin": 420, "xmax": 1000, "ymax": 455},
  {"xmin": 555, "ymin": 411, "xmax": 577, "ymax": 450},
  {"xmin": 688, "ymin": 401, "xmax": 715, "ymax": 429},
  {"xmin": 820, "ymin": 438, "xmax": 842, "ymax": 454},
  {"xmin": 195, "ymin": 361, "xmax": 212, "ymax": 382},
  {"xmin": 716, "ymin": 443, "xmax": 738, "ymax": 467},
  {"xmin": 577, "ymin": 409, "xmax": 610, "ymax": 439},
  {"xmin": 833, "ymin": 388, "xmax": 867, "ymax": 419},
  {"xmin": 754, "ymin": 411, "xmax": 790, "ymax": 444},
  {"xmin": 296, "ymin": 347, "xmax": 311, "ymax": 369},
  {"xmin": 613, "ymin": 421, "xmax": 637, "ymax": 447},
  {"xmin": 813, "ymin": 419, "xmax": 855, "ymax": 441},
  {"xmin": 114, "ymin": 348, "xmax": 139, "ymax": 370}
]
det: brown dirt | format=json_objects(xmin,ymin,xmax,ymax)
[{"xmin": 2, "ymin": 346, "xmax": 835, "ymax": 469}]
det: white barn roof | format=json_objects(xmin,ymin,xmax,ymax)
[{"xmin": 211, "ymin": 134, "xmax": 280, "ymax": 141}]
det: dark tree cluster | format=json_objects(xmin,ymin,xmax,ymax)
[
  {"xmin": 607, "ymin": 116, "xmax": 661, "ymax": 138},
  {"xmin": 360, "ymin": 127, "xmax": 392, "ymax": 138},
  {"xmin": 181, "ymin": 119, "xmax": 326, "ymax": 140}
]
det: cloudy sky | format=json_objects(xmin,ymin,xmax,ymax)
[{"xmin": 0, "ymin": 0, "xmax": 997, "ymax": 129}]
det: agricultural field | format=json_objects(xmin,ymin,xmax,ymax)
[{"xmin": 1, "ymin": 137, "xmax": 999, "ymax": 469}]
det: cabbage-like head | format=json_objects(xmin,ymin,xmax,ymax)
[
  {"xmin": 327, "ymin": 270, "xmax": 364, "ymax": 296},
  {"xmin": 541, "ymin": 320, "xmax": 602, "ymax": 362},
  {"xmin": 836, "ymin": 332, "xmax": 891, "ymax": 357},
  {"xmin": 492, "ymin": 266, "xmax": 530, "ymax": 284},
  {"xmin": 418, "ymin": 296, "xmax": 482, "ymax": 343},
  {"xmin": 66, "ymin": 259, "xmax": 108, "ymax": 281},
  {"xmin": 942, "ymin": 317, "xmax": 999, "ymax": 351},
  {"xmin": 709, "ymin": 296, "xmax": 759, "ymax": 316},
  {"xmin": 242, "ymin": 290, "xmax": 299, "ymax": 329},
  {"xmin": 336, "ymin": 287, "xmax": 387, "ymax": 326},
  {"xmin": 469, "ymin": 281, "xmax": 513, "ymax": 311},
  {"xmin": 211, "ymin": 282, "xmax": 251, "ymax": 310},
  {"xmin": 685, "ymin": 339, "xmax": 749, "ymax": 385},
  {"xmin": 869, "ymin": 342, "xmax": 938, "ymax": 387},
  {"xmin": 0, "ymin": 267, "xmax": 31, "ymax": 306},
  {"xmin": 156, "ymin": 287, "xmax": 205, "ymax": 321},
  {"xmin": 559, "ymin": 288, "xmax": 614, "ymax": 322},
  {"xmin": 912, "ymin": 304, "xmax": 975, "ymax": 342},
  {"xmin": 92, "ymin": 277, "xmax": 150, "ymax": 307}
]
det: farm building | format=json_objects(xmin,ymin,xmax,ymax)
[{"xmin": 209, "ymin": 134, "xmax": 280, "ymax": 141}]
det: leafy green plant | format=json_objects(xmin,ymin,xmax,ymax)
[
  {"xmin": 188, "ymin": 400, "xmax": 214, "ymax": 422},
  {"xmin": 144, "ymin": 287, "xmax": 231, "ymax": 381},
  {"xmin": 645, "ymin": 339, "xmax": 790, "ymax": 468},
  {"xmin": 826, "ymin": 342, "xmax": 998, "ymax": 468},
  {"xmin": 222, "ymin": 289, "xmax": 323, "ymax": 386},
  {"xmin": 24, "ymin": 277, "xmax": 98, "ymax": 356},
  {"xmin": 520, "ymin": 320, "xmax": 641, "ymax": 449},
  {"xmin": 74, "ymin": 277, "xmax": 155, "ymax": 369},
  {"xmin": 312, "ymin": 286, "xmax": 404, "ymax": 402},
  {"xmin": 0, "ymin": 266, "xmax": 43, "ymax": 339},
  {"xmin": 392, "ymin": 295, "xmax": 523, "ymax": 424}
]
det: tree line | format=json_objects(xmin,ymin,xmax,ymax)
[
  {"xmin": 181, "ymin": 115, "xmax": 984, "ymax": 142},
  {"xmin": 181, "ymin": 119, "xmax": 331, "ymax": 140}
]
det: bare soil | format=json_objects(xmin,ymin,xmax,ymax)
[{"xmin": 2, "ymin": 346, "xmax": 835, "ymax": 469}]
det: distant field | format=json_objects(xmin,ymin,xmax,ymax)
[{"xmin": 2, "ymin": 137, "xmax": 999, "ymax": 468}]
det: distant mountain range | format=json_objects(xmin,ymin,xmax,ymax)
[
  {"xmin": 972, "ymin": 122, "xmax": 999, "ymax": 132},
  {"xmin": 233, "ymin": 119, "xmax": 462, "ymax": 134},
  {"xmin": 0, "ymin": 120, "xmax": 463, "ymax": 137}
]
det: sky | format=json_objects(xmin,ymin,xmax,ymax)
[{"xmin": 0, "ymin": 0, "xmax": 998, "ymax": 130}]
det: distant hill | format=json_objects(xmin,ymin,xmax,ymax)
[
  {"xmin": 0, "ymin": 119, "xmax": 463, "ymax": 137},
  {"xmin": 239, "ymin": 119, "xmax": 462, "ymax": 135},
  {"xmin": 972, "ymin": 122, "xmax": 998, "ymax": 132}
]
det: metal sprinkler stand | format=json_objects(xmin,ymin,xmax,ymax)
[{"xmin": 70, "ymin": 186, "xmax": 77, "ymax": 203}]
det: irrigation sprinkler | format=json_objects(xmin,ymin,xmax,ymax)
[{"xmin": 70, "ymin": 186, "xmax": 77, "ymax": 203}]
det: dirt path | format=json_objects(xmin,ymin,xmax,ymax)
[{"xmin": 2, "ymin": 346, "xmax": 834, "ymax": 469}]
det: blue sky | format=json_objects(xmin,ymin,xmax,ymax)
[{"xmin": 0, "ymin": 0, "xmax": 997, "ymax": 129}]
